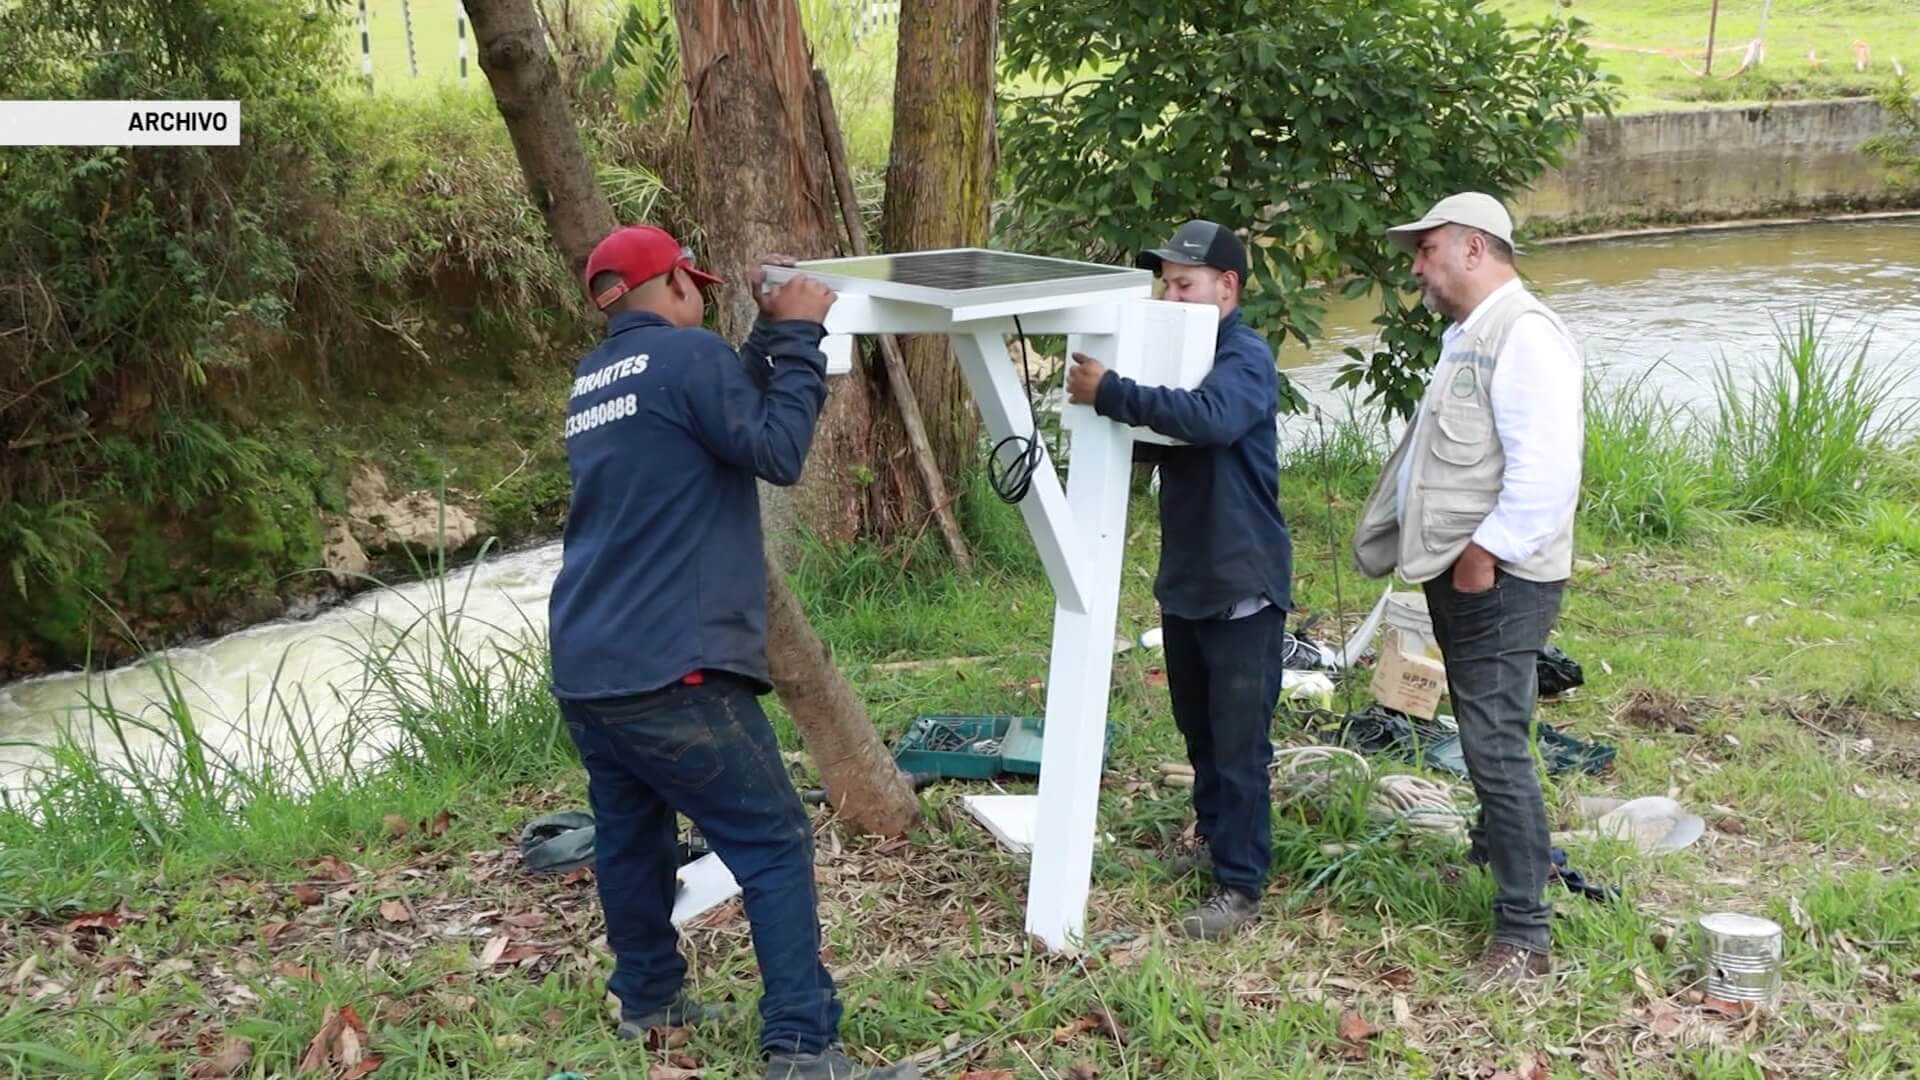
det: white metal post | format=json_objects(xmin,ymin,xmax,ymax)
[
  {"xmin": 357, "ymin": 0, "xmax": 374, "ymax": 91},
  {"xmin": 1021, "ymin": 330, "xmax": 1134, "ymax": 951}
]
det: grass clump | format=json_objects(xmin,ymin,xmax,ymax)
[
  {"xmin": 1582, "ymin": 364, "xmax": 1728, "ymax": 544},
  {"xmin": 1710, "ymin": 312, "xmax": 1914, "ymax": 525}
]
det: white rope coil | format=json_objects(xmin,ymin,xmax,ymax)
[{"xmin": 1162, "ymin": 746, "xmax": 1473, "ymax": 836}]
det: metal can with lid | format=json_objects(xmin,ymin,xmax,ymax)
[{"xmin": 1696, "ymin": 912, "xmax": 1783, "ymax": 1004}]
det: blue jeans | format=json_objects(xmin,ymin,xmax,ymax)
[
  {"xmin": 1163, "ymin": 605, "xmax": 1286, "ymax": 900},
  {"xmin": 1424, "ymin": 571, "xmax": 1566, "ymax": 953},
  {"xmin": 559, "ymin": 676, "xmax": 841, "ymax": 1055}
]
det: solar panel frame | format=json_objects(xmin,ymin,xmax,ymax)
[{"xmin": 759, "ymin": 247, "xmax": 1151, "ymax": 310}]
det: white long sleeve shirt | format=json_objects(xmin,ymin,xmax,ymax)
[{"xmin": 1395, "ymin": 279, "xmax": 1583, "ymax": 564}]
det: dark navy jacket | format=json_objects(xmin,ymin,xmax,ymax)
[
  {"xmin": 1092, "ymin": 308, "xmax": 1294, "ymax": 620},
  {"xmin": 548, "ymin": 309, "xmax": 828, "ymax": 699}
]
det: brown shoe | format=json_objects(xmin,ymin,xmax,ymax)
[{"xmin": 1475, "ymin": 942, "xmax": 1551, "ymax": 988}]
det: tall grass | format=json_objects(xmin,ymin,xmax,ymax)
[
  {"xmin": 1281, "ymin": 402, "xmax": 1392, "ymax": 502},
  {"xmin": 1581, "ymin": 363, "xmax": 1727, "ymax": 543},
  {"xmin": 1710, "ymin": 312, "xmax": 1915, "ymax": 525},
  {"xmin": 1580, "ymin": 311, "xmax": 1915, "ymax": 543},
  {"xmin": 1262, "ymin": 308, "xmax": 1916, "ymax": 549}
]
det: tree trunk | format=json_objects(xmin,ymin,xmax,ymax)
[
  {"xmin": 671, "ymin": 0, "xmax": 876, "ymax": 546},
  {"xmin": 464, "ymin": 0, "xmax": 918, "ymax": 837},
  {"xmin": 875, "ymin": 0, "xmax": 998, "ymax": 526},
  {"xmin": 763, "ymin": 555, "xmax": 918, "ymax": 833},
  {"xmin": 463, "ymin": 0, "xmax": 614, "ymax": 280}
]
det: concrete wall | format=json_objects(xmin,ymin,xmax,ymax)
[{"xmin": 1517, "ymin": 98, "xmax": 1910, "ymax": 229}]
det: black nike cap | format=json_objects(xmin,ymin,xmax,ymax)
[{"xmin": 1135, "ymin": 219, "xmax": 1249, "ymax": 281}]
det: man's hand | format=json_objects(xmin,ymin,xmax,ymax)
[
  {"xmin": 748, "ymin": 255, "xmax": 807, "ymax": 319},
  {"xmin": 1452, "ymin": 541, "xmax": 1497, "ymax": 594},
  {"xmin": 763, "ymin": 274, "xmax": 837, "ymax": 325},
  {"xmin": 1066, "ymin": 352, "xmax": 1107, "ymax": 405}
]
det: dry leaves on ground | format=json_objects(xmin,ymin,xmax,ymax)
[
  {"xmin": 646, "ymin": 1025, "xmax": 692, "ymax": 1050},
  {"xmin": 311, "ymin": 855, "xmax": 356, "ymax": 883},
  {"xmin": 63, "ymin": 910, "xmax": 130, "ymax": 936},
  {"xmin": 185, "ymin": 1038, "xmax": 252, "ymax": 1079},
  {"xmin": 299, "ymin": 1004, "xmax": 380, "ymax": 1080},
  {"xmin": 1052, "ymin": 1010, "xmax": 1126, "ymax": 1045},
  {"xmin": 1337, "ymin": 1009, "xmax": 1380, "ymax": 1061},
  {"xmin": 377, "ymin": 899, "xmax": 413, "ymax": 924},
  {"xmin": 1337, "ymin": 1009, "xmax": 1379, "ymax": 1042}
]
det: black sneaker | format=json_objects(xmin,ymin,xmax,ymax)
[
  {"xmin": 615, "ymin": 991, "xmax": 731, "ymax": 1039},
  {"xmin": 763, "ymin": 1047, "xmax": 921, "ymax": 1080},
  {"xmin": 1177, "ymin": 888, "xmax": 1260, "ymax": 940}
]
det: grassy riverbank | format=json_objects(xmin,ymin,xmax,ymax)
[
  {"xmin": 6, "ymin": 325, "xmax": 1920, "ymax": 1078},
  {"xmin": 1493, "ymin": 0, "xmax": 1920, "ymax": 112}
]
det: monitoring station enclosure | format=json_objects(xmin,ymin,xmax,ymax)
[{"xmin": 761, "ymin": 248, "xmax": 1218, "ymax": 951}]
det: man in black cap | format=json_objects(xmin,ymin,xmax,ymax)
[{"xmin": 1065, "ymin": 220, "xmax": 1294, "ymax": 940}]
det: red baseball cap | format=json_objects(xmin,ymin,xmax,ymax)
[{"xmin": 583, "ymin": 225, "xmax": 725, "ymax": 310}]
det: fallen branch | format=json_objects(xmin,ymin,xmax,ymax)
[
  {"xmin": 870, "ymin": 654, "xmax": 995, "ymax": 673},
  {"xmin": 482, "ymin": 444, "xmax": 534, "ymax": 497}
]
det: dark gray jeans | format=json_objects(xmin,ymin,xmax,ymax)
[{"xmin": 1423, "ymin": 570, "xmax": 1566, "ymax": 953}]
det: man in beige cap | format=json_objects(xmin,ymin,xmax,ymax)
[{"xmin": 1351, "ymin": 191, "xmax": 1583, "ymax": 986}]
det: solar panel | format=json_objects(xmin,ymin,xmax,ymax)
[{"xmin": 759, "ymin": 247, "xmax": 1150, "ymax": 310}]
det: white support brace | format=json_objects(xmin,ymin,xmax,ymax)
[{"xmin": 949, "ymin": 332, "xmax": 1091, "ymax": 613}]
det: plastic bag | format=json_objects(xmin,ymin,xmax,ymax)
[{"xmin": 1538, "ymin": 645, "xmax": 1585, "ymax": 697}]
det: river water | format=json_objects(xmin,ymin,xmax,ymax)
[
  {"xmin": 1283, "ymin": 218, "xmax": 1920, "ymax": 413},
  {"xmin": 3, "ymin": 218, "xmax": 1918, "ymax": 790}
]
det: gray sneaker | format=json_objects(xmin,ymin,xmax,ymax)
[
  {"xmin": 764, "ymin": 1047, "xmax": 921, "ymax": 1080},
  {"xmin": 614, "ymin": 991, "xmax": 731, "ymax": 1039},
  {"xmin": 1177, "ymin": 888, "xmax": 1260, "ymax": 940}
]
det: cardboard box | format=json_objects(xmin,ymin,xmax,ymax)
[{"xmin": 1370, "ymin": 628, "xmax": 1447, "ymax": 719}]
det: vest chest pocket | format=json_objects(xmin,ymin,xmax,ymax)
[{"xmin": 1429, "ymin": 407, "xmax": 1490, "ymax": 467}]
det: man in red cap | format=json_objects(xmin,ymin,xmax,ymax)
[{"xmin": 548, "ymin": 225, "xmax": 918, "ymax": 1079}]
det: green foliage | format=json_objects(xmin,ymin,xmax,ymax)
[
  {"xmin": 0, "ymin": 3, "xmax": 591, "ymax": 660},
  {"xmin": 1710, "ymin": 313, "xmax": 1915, "ymax": 525},
  {"xmin": 1863, "ymin": 75, "xmax": 1920, "ymax": 189},
  {"xmin": 998, "ymin": 0, "xmax": 1616, "ymax": 417},
  {"xmin": 590, "ymin": 0, "xmax": 683, "ymax": 121},
  {"xmin": 0, "ymin": 0, "xmax": 347, "ymax": 600},
  {"xmin": 0, "ymin": 501, "xmax": 107, "ymax": 601},
  {"xmin": 1859, "ymin": 499, "xmax": 1920, "ymax": 559}
]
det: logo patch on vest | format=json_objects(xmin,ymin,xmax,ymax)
[{"xmin": 1450, "ymin": 365, "xmax": 1478, "ymax": 399}]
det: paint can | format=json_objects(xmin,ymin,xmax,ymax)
[
  {"xmin": 1696, "ymin": 912, "xmax": 1783, "ymax": 1004},
  {"xmin": 1383, "ymin": 591, "xmax": 1441, "ymax": 661}
]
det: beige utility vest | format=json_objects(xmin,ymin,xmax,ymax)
[{"xmin": 1352, "ymin": 286, "xmax": 1579, "ymax": 584}]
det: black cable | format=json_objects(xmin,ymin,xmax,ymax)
[{"xmin": 988, "ymin": 315, "xmax": 1050, "ymax": 504}]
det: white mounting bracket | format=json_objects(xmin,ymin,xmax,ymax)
[{"xmin": 765, "ymin": 256, "xmax": 1218, "ymax": 951}]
